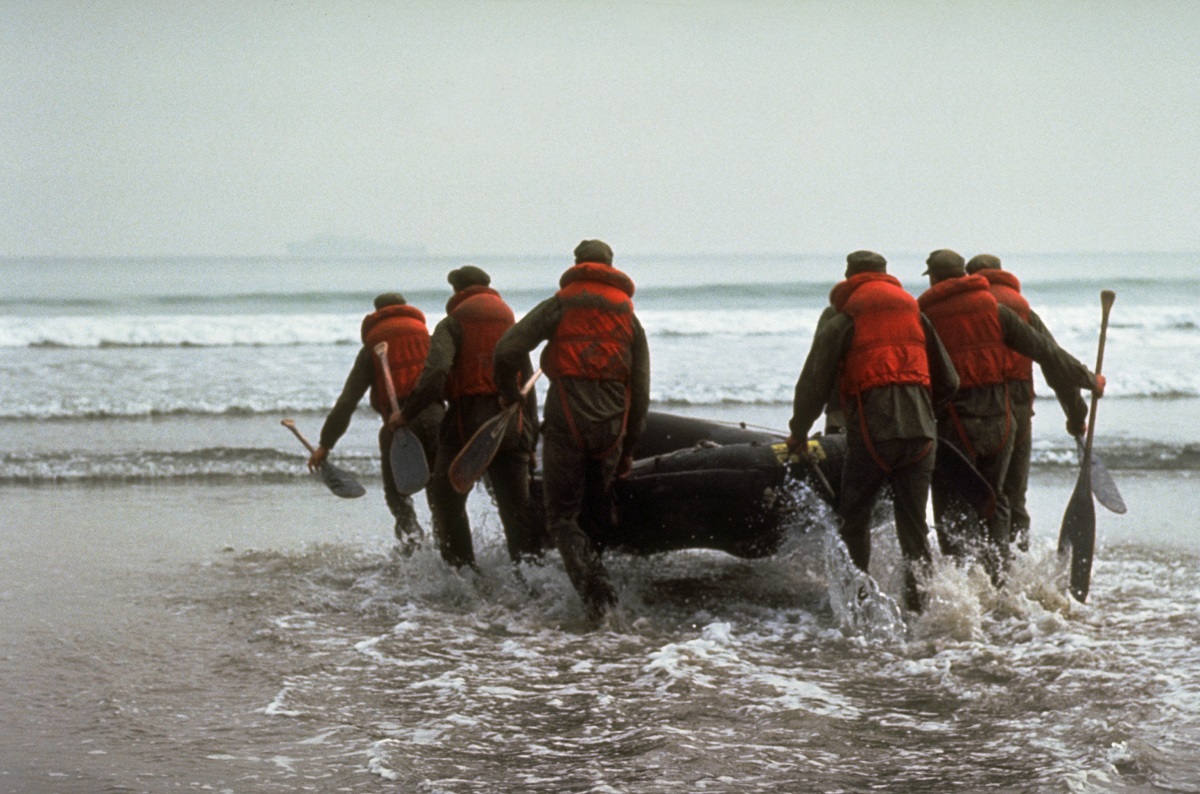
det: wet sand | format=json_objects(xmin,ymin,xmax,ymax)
[{"xmin": 0, "ymin": 460, "xmax": 1191, "ymax": 791}]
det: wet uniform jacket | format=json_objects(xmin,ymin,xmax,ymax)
[
  {"xmin": 494, "ymin": 262, "xmax": 650, "ymax": 457},
  {"xmin": 919, "ymin": 275, "xmax": 1009, "ymax": 392},
  {"xmin": 402, "ymin": 287, "xmax": 537, "ymax": 446},
  {"xmin": 360, "ymin": 304, "xmax": 431, "ymax": 418},
  {"xmin": 976, "ymin": 270, "xmax": 1088, "ymax": 429},
  {"xmin": 790, "ymin": 277, "xmax": 958, "ymax": 444},
  {"xmin": 918, "ymin": 276, "xmax": 1097, "ymax": 445},
  {"xmin": 834, "ymin": 273, "xmax": 931, "ymax": 399},
  {"xmin": 318, "ymin": 305, "xmax": 433, "ymax": 450}
]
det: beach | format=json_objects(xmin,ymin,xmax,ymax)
[
  {"xmin": 3, "ymin": 254, "xmax": 1200, "ymax": 791},
  {"xmin": 3, "ymin": 458, "xmax": 1200, "ymax": 791}
]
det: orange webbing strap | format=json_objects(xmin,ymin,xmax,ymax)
[
  {"xmin": 947, "ymin": 402, "xmax": 978, "ymax": 460},
  {"xmin": 855, "ymin": 392, "xmax": 934, "ymax": 475},
  {"xmin": 557, "ymin": 380, "xmax": 631, "ymax": 461}
]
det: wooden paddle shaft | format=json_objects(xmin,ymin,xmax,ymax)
[
  {"xmin": 1083, "ymin": 290, "xmax": 1116, "ymax": 457},
  {"xmin": 373, "ymin": 341, "xmax": 403, "ymax": 415},
  {"xmin": 518, "ymin": 368, "xmax": 542, "ymax": 398},
  {"xmin": 281, "ymin": 418, "xmax": 316, "ymax": 453}
]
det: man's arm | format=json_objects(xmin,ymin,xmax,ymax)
[
  {"xmin": 921, "ymin": 313, "xmax": 959, "ymax": 412},
  {"xmin": 318, "ymin": 346, "xmax": 373, "ymax": 450},
  {"xmin": 1000, "ymin": 306, "xmax": 1100, "ymax": 395},
  {"xmin": 309, "ymin": 346, "xmax": 373, "ymax": 469},
  {"xmin": 789, "ymin": 312, "xmax": 853, "ymax": 440},
  {"xmin": 1026, "ymin": 309, "xmax": 1089, "ymax": 434},
  {"xmin": 494, "ymin": 297, "xmax": 561, "ymax": 404},
  {"xmin": 621, "ymin": 314, "xmax": 652, "ymax": 458},
  {"xmin": 401, "ymin": 316, "xmax": 457, "ymax": 423}
]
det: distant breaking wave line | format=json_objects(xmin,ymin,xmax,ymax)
[
  {"xmin": 0, "ymin": 447, "xmax": 377, "ymax": 484},
  {"xmin": 24, "ymin": 339, "xmax": 360, "ymax": 350},
  {"xmin": 0, "ymin": 389, "xmax": 1191, "ymax": 422},
  {"xmin": 2, "ymin": 439, "xmax": 1198, "ymax": 483}
]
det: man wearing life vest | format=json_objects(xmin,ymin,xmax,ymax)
[
  {"xmin": 308, "ymin": 293, "xmax": 442, "ymax": 552},
  {"xmin": 400, "ymin": 266, "xmax": 541, "ymax": 569},
  {"xmin": 919, "ymin": 250, "xmax": 1104, "ymax": 582},
  {"xmin": 494, "ymin": 240, "xmax": 651, "ymax": 624},
  {"xmin": 788, "ymin": 250, "xmax": 959, "ymax": 612},
  {"xmin": 965, "ymin": 254, "xmax": 1090, "ymax": 552}
]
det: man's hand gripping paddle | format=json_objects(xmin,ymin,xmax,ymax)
[
  {"xmin": 448, "ymin": 369, "xmax": 542, "ymax": 494},
  {"xmin": 373, "ymin": 342, "xmax": 430, "ymax": 496},
  {"xmin": 1058, "ymin": 289, "xmax": 1115, "ymax": 603},
  {"xmin": 280, "ymin": 418, "xmax": 366, "ymax": 498}
]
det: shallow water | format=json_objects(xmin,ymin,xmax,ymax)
[
  {"xmin": 3, "ymin": 473, "xmax": 1198, "ymax": 793},
  {"xmin": 4, "ymin": 253, "xmax": 1198, "ymax": 791}
]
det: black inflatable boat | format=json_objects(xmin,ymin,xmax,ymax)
[{"xmin": 531, "ymin": 411, "xmax": 845, "ymax": 559}]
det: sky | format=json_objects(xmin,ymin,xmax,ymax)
[{"xmin": 3, "ymin": 0, "xmax": 1198, "ymax": 258}]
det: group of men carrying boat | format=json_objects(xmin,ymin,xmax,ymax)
[
  {"xmin": 787, "ymin": 249, "xmax": 1102, "ymax": 611},
  {"xmin": 306, "ymin": 241, "xmax": 1103, "ymax": 621},
  {"xmin": 307, "ymin": 239, "xmax": 649, "ymax": 622}
]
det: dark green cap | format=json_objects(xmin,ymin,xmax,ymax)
[
  {"xmin": 574, "ymin": 239, "xmax": 613, "ymax": 265},
  {"xmin": 845, "ymin": 250, "xmax": 887, "ymax": 276},
  {"xmin": 447, "ymin": 265, "xmax": 491, "ymax": 292},
  {"xmin": 966, "ymin": 254, "xmax": 1002, "ymax": 274},
  {"xmin": 373, "ymin": 292, "xmax": 407, "ymax": 309},
  {"xmin": 923, "ymin": 249, "xmax": 966, "ymax": 278}
]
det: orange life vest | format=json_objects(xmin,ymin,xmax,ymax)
[
  {"xmin": 831, "ymin": 272, "xmax": 931, "ymax": 402},
  {"xmin": 444, "ymin": 286, "xmax": 515, "ymax": 399},
  {"xmin": 360, "ymin": 304, "xmax": 430, "ymax": 417},
  {"xmin": 977, "ymin": 269, "xmax": 1034, "ymax": 384},
  {"xmin": 918, "ymin": 275, "xmax": 1007, "ymax": 390},
  {"xmin": 543, "ymin": 262, "xmax": 636, "ymax": 382}
]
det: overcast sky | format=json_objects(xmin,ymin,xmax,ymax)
[{"xmin": 3, "ymin": 0, "xmax": 1197, "ymax": 258}]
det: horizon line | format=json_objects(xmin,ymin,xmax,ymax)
[{"xmin": 3, "ymin": 248, "xmax": 1198, "ymax": 262}]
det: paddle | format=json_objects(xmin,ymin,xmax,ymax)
[
  {"xmin": 448, "ymin": 369, "xmax": 542, "ymax": 494},
  {"xmin": 1074, "ymin": 435, "xmax": 1127, "ymax": 515},
  {"xmin": 373, "ymin": 342, "xmax": 430, "ymax": 496},
  {"xmin": 1058, "ymin": 289, "xmax": 1115, "ymax": 603},
  {"xmin": 280, "ymin": 418, "xmax": 366, "ymax": 499}
]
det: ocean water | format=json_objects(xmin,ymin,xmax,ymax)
[{"xmin": 2, "ymin": 252, "xmax": 1200, "ymax": 791}]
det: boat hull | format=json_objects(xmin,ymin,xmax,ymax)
[{"xmin": 530, "ymin": 411, "xmax": 843, "ymax": 558}]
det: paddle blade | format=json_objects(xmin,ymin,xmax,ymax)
[
  {"xmin": 1058, "ymin": 471, "xmax": 1096, "ymax": 602},
  {"xmin": 316, "ymin": 462, "xmax": 366, "ymax": 499},
  {"xmin": 389, "ymin": 426, "xmax": 430, "ymax": 496},
  {"xmin": 935, "ymin": 438, "xmax": 997, "ymax": 520},
  {"xmin": 1075, "ymin": 436, "xmax": 1127, "ymax": 515},
  {"xmin": 448, "ymin": 405, "xmax": 518, "ymax": 494}
]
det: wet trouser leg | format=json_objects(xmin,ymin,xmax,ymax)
[
  {"xmin": 427, "ymin": 439, "xmax": 474, "ymax": 568},
  {"xmin": 837, "ymin": 438, "xmax": 886, "ymax": 575},
  {"xmin": 839, "ymin": 431, "xmax": 934, "ymax": 612},
  {"xmin": 487, "ymin": 445, "xmax": 540, "ymax": 563},
  {"xmin": 933, "ymin": 416, "xmax": 1015, "ymax": 586},
  {"xmin": 541, "ymin": 420, "xmax": 621, "ymax": 621},
  {"xmin": 1005, "ymin": 404, "xmax": 1033, "ymax": 552},
  {"xmin": 888, "ymin": 444, "xmax": 935, "ymax": 612},
  {"xmin": 380, "ymin": 405, "xmax": 443, "ymax": 550},
  {"xmin": 379, "ymin": 425, "xmax": 421, "ymax": 544},
  {"xmin": 974, "ymin": 432, "xmax": 1015, "ymax": 585}
]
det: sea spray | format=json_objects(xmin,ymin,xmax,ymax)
[{"xmin": 822, "ymin": 530, "xmax": 907, "ymax": 641}]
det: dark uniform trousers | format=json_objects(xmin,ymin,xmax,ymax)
[
  {"xmin": 425, "ymin": 398, "xmax": 539, "ymax": 568},
  {"xmin": 838, "ymin": 429, "xmax": 934, "ymax": 612},
  {"xmin": 379, "ymin": 403, "xmax": 442, "ymax": 545},
  {"xmin": 932, "ymin": 411, "xmax": 1016, "ymax": 584},
  {"xmin": 540, "ymin": 411, "xmax": 624, "ymax": 620},
  {"xmin": 1004, "ymin": 395, "xmax": 1035, "ymax": 551}
]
